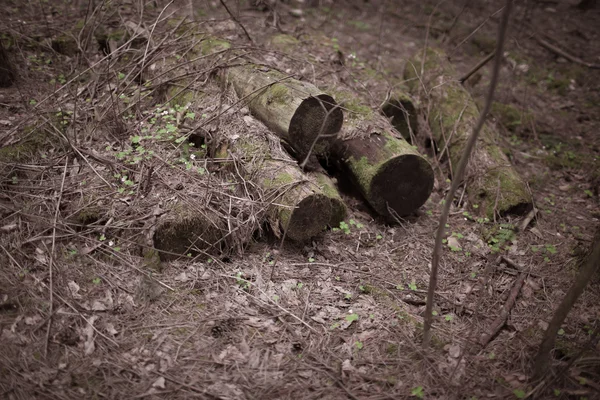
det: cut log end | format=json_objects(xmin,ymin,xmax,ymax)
[
  {"xmin": 381, "ymin": 97, "xmax": 418, "ymax": 141},
  {"xmin": 369, "ymin": 154, "xmax": 434, "ymax": 218},
  {"xmin": 283, "ymin": 194, "xmax": 332, "ymax": 241},
  {"xmin": 289, "ymin": 94, "xmax": 343, "ymax": 159},
  {"xmin": 153, "ymin": 210, "xmax": 225, "ymax": 261}
]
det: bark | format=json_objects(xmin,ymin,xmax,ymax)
[
  {"xmin": 227, "ymin": 65, "xmax": 343, "ymax": 170},
  {"xmin": 157, "ymin": 38, "xmax": 347, "ymax": 242},
  {"xmin": 229, "ymin": 117, "xmax": 346, "ymax": 241},
  {"xmin": 533, "ymin": 226, "xmax": 600, "ymax": 378},
  {"xmin": 0, "ymin": 40, "xmax": 16, "ymax": 88},
  {"xmin": 404, "ymin": 47, "xmax": 532, "ymax": 219},
  {"xmin": 331, "ymin": 91, "xmax": 434, "ymax": 218},
  {"xmin": 153, "ymin": 204, "xmax": 228, "ymax": 261}
]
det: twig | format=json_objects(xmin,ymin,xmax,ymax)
[
  {"xmin": 459, "ymin": 51, "xmax": 495, "ymax": 84},
  {"xmin": 478, "ymin": 268, "xmax": 527, "ymax": 347},
  {"xmin": 222, "ymin": 274, "xmax": 318, "ymax": 333},
  {"xmin": 43, "ymin": 157, "xmax": 69, "ymax": 358},
  {"xmin": 299, "ymin": 97, "xmax": 342, "ymax": 170},
  {"xmin": 423, "ymin": 0, "xmax": 513, "ymax": 348},
  {"xmin": 536, "ymin": 36, "xmax": 600, "ymax": 69},
  {"xmin": 218, "ymin": 0, "xmax": 255, "ymax": 45}
]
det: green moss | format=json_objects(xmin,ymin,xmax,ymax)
[
  {"xmin": 166, "ymin": 86, "xmax": 196, "ymax": 107},
  {"xmin": 142, "ymin": 248, "xmax": 162, "ymax": 272},
  {"xmin": 199, "ymin": 37, "xmax": 231, "ymax": 55},
  {"xmin": 0, "ymin": 125, "xmax": 49, "ymax": 162},
  {"xmin": 270, "ymin": 34, "xmax": 300, "ymax": 51},
  {"xmin": 263, "ymin": 172, "xmax": 295, "ymax": 188},
  {"xmin": 491, "ymin": 102, "xmax": 533, "ymax": 132},
  {"xmin": 266, "ymin": 84, "xmax": 289, "ymax": 104}
]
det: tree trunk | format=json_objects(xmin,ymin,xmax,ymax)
[
  {"xmin": 227, "ymin": 65, "xmax": 343, "ymax": 170},
  {"xmin": 330, "ymin": 91, "xmax": 434, "ymax": 219},
  {"xmin": 156, "ymin": 52, "xmax": 347, "ymax": 242},
  {"xmin": 533, "ymin": 226, "xmax": 600, "ymax": 378},
  {"xmin": 228, "ymin": 116, "xmax": 347, "ymax": 241},
  {"xmin": 0, "ymin": 40, "xmax": 16, "ymax": 88},
  {"xmin": 404, "ymin": 48, "xmax": 532, "ymax": 219}
]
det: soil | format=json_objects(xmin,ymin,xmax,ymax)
[{"xmin": 0, "ymin": 0, "xmax": 599, "ymax": 399}]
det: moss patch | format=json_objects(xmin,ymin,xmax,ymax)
[{"xmin": 491, "ymin": 102, "xmax": 533, "ymax": 132}]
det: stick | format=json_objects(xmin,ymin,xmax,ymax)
[
  {"xmin": 478, "ymin": 269, "xmax": 527, "ymax": 347},
  {"xmin": 422, "ymin": 0, "xmax": 513, "ymax": 348},
  {"xmin": 536, "ymin": 36, "xmax": 600, "ymax": 70},
  {"xmin": 459, "ymin": 51, "xmax": 495, "ymax": 84},
  {"xmin": 218, "ymin": 0, "xmax": 255, "ymax": 45},
  {"xmin": 44, "ymin": 157, "xmax": 69, "ymax": 358}
]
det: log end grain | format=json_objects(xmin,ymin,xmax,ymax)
[
  {"xmin": 153, "ymin": 207, "xmax": 225, "ymax": 260},
  {"xmin": 369, "ymin": 153, "xmax": 434, "ymax": 218},
  {"xmin": 282, "ymin": 193, "xmax": 333, "ymax": 241}
]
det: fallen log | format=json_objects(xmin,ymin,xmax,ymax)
[
  {"xmin": 230, "ymin": 116, "xmax": 346, "ymax": 240},
  {"xmin": 227, "ymin": 65, "xmax": 343, "ymax": 171},
  {"xmin": 404, "ymin": 48, "xmax": 532, "ymax": 218},
  {"xmin": 330, "ymin": 90, "xmax": 434, "ymax": 218},
  {"xmin": 153, "ymin": 203, "xmax": 227, "ymax": 261},
  {"xmin": 0, "ymin": 40, "xmax": 16, "ymax": 88},
  {"xmin": 155, "ymin": 36, "xmax": 346, "ymax": 242}
]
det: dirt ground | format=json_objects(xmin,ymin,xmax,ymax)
[{"xmin": 1, "ymin": 0, "xmax": 599, "ymax": 399}]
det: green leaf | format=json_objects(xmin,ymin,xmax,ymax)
[
  {"xmin": 92, "ymin": 277, "xmax": 101, "ymax": 284},
  {"xmin": 118, "ymin": 72, "xmax": 125, "ymax": 80},
  {"xmin": 513, "ymin": 389, "xmax": 526, "ymax": 399},
  {"xmin": 345, "ymin": 313, "xmax": 359, "ymax": 322},
  {"xmin": 355, "ymin": 341, "xmax": 363, "ymax": 350},
  {"xmin": 558, "ymin": 328, "xmax": 565, "ymax": 335},
  {"xmin": 411, "ymin": 386, "xmax": 424, "ymax": 398}
]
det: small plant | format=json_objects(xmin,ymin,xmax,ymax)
[
  {"xmin": 408, "ymin": 280, "xmax": 417, "ymax": 291},
  {"xmin": 345, "ymin": 313, "xmax": 359, "ymax": 322},
  {"xmin": 355, "ymin": 341, "xmax": 363, "ymax": 350},
  {"xmin": 92, "ymin": 277, "xmax": 101, "ymax": 284},
  {"xmin": 411, "ymin": 386, "xmax": 424, "ymax": 399},
  {"xmin": 513, "ymin": 389, "xmax": 526, "ymax": 399},
  {"xmin": 235, "ymin": 272, "xmax": 251, "ymax": 291},
  {"xmin": 332, "ymin": 220, "xmax": 351, "ymax": 234}
]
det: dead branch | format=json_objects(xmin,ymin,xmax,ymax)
[
  {"xmin": 536, "ymin": 36, "xmax": 600, "ymax": 70},
  {"xmin": 478, "ymin": 268, "xmax": 527, "ymax": 347},
  {"xmin": 423, "ymin": 0, "xmax": 513, "ymax": 348},
  {"xmin": 459, "ymin": 51, "xmax": 495, "ymax": 84}
]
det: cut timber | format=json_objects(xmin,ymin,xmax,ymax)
[
  {"xmin": 227, "ymin": 65, "xmax": 343, "ymax": 170},
  {"xmin": 331, "ymin": 91, "xmax": 434, "ymax": 218},
  {"xmin": 381, "ymin": 92, "xmax": 419, "ymax": 142},
  {"xmin": 0, "ymin": 40, "xmax": 16, "ymax": 87},
  {"xmin": 404, "ymin": 48, "xmax": 532, "ymax": 218},
  {"xmin": 228, "ymin": 115, "xmax": 346, "ymax": 241},
  {"xmin": 153, "ymin": 204, "xmax": 227, "ymax": 261}
]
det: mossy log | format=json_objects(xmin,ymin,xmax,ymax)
[
  {"xmin": 404, "ymin": 48, "xmax": 533, "ymax": 218},
  {"xmin": 227, "ymin": 117, "xmax": 346, "ymax": 241},
  {"xmin": 153, "ymin": 204, "xmax": 227, "ymax": 261},
  {"xmin": 0, "ymin": 40, "xmax": 16, "ymax": 88},
  {"xmin": 331, "ymin": 91, "xmax": 434, "ymax": 218},
  {"xmin": 227, "ymin": 65, "xmax": 343, "ymax": 170}
]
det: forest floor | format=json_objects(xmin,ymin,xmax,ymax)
[{"xmin": 1, "ymin": 0, "xmax": 599, "ymax": 399}]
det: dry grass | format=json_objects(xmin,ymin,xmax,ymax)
[{"xmin": 1, "ymin": 1, "xmax": 600, "ymax": 399}]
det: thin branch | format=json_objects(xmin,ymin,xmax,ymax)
[
  {"xmin": 423, "ymin": 0, "xmax": 513, "ymax": 348},
  {"xmin": 44, "ymin": 157, "xmax": 69, "ymax": 358},
  {"xmin": 536, "ymin": 35, "xmax": 600, "ymax": 69},
  {"xmin": 459, "ymin": 51, "xmax": 495, "ymax": 84},
  {"xmin": 218, "ymin": 0, "xmax": 255, "ymax": 45}
]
